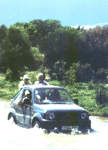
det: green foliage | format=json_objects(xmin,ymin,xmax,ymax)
[
  {"xmin": 1, "ymin": 25, "xmax": 34, "ymax": 81},
  {"xmin": 80, "ymin": 63, "xmax": 94, "ymax": 82},
  {"xmin": 0, "ymin": 24, "xmax": 8, "ymax": 40},
  {"xmin": 51, "ymin": 60, "xmax": 66, "ymax": 81},
  {"xmin": 28, "ymin": 19, "xmax": 62, "ymax": 48},
  {"xmin": 85, "ymin": 26, "xmax": 108, "ymax": 70},
  {"xmin": 66, "ymin": 83, "xmax": 97, "ymax": 113},
  {"xmin": 1, "ymin": 72, "xmax": 108, "ymax": 116},
  {"xmin": 43, "ymin": 26, "xmax": 79, "ymax": 69},
  {"xmin": 2, "ymin": 20, "xmax": 108, "ymax": 82},
  {"xmin": 5, "ymin": 68, "xmax": 20, "ymax": 81},
  {"xmin": 1, "ymin": 19, "xmax": 108, "ymax": 84},
  {"xmin": 0, "ymin": 75, "xmax": 19, "ymax": 100},
  {"xmin": 30, "ymin": 47, "xmax": 45, "ymax": 69},
  {"xmin": 95, "ymin": 84, "xmax": 108, "ymax": 106},
  {"xmin": 65, "ymin": 62, "xmax": 80, "ymax": 85},
  {"xmin": 88, "ymin": 80, "xmax": 95, "ymax": 90},
  {"xmin": 94, "ymin": 68, "xmax": 107, "ymax": 82},
  {"xmin": 65, "ymin": 62, "xmax": 94, "ymax": 85},
  {"xmin": 49, "ymin": 80, "xmax": 61, "ymax": 86},
  {"xmin": 66, "ymin": 84, "xmax": 79, "ymax": 99},
  {"xmin": 100, "ymin": 106, "xmax": 108, "ymax": 116}
]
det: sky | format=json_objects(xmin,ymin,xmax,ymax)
[{"xmin": 0, "ymin": 0, "xmax": 108, "ymax": 29}]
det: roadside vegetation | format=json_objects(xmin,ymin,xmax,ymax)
[
  {"xmin": 1, "ymin": 19, "xmax": 108, "ymax": 117},
  {"xmin": 0, "ymin": 72, "xmax": 108, "ymax": 117}
]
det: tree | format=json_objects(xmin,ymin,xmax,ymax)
[
  {"xmin": 85, "ymin": 26, "xmax": 108, "ymax": 70},
  {"xmin": 42, "ymin": 26, "xmax": 80, "ymax": 71},
  {"xmin": 1, "ymin": 25, "xmax": 34, "ymax": 80},
  {"xmin": 1, "ymin": 25, "xmax": 8, "ymax": 72},
  {"xmin": 28, "ymin": 19, "xmax": 62, "ymax": 48}
]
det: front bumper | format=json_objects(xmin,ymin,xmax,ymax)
[{"xmin": 39, "ymin": 118, "xmax": 91, "ymax": 132}]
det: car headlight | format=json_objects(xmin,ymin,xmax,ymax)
[
  {"xmin": 81, "ymin": 112, "xmax": 87, "ymax": 119},
  {"xmin": 45, "ymin": 112, "xmax": 55, "ymax": 120}
]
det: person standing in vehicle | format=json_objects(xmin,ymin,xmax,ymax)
[
  {"xmin": 18, "ymin": 74, "xmax": 32, "ymax": 91},
  {"xmin": 35, "ymin": 73, "xmax": 49, "ymax": 85}
]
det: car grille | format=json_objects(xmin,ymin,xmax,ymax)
[{"xmin": 55, "ymin": 111, "xmax": 79, "ymax": 126}]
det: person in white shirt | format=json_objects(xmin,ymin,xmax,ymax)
[
  {"xmin": 35, "ymin": 73, "xmax": 49, "ymax": 85},
  {"xmin": 18, "ymin": 74, "xmax": 32, "ymax": 91}
]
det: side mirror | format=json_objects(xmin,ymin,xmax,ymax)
[
  {"xmin": 23, "ymin": 98, "xmax": 32, "ymax": 105},
  {"xmin": 74, "ymin": 99, "xmax": 78, "ymax": 105}
]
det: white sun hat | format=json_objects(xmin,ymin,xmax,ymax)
[
  {"xmin": 23, "ymin": 74, "xmax": 29, "ymax": 80},
  {"xmin": 37, "ymin": 73, "xmax": 43, "ymax": 79}
]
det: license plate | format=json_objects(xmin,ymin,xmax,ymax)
[{"xmin": 61, "ymin": 126, "xmax": 79, "ymax": 131}]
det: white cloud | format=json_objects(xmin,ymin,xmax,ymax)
[{"xmin": 72, "ymin": 23, "xmax": 108, "ymax": 30}]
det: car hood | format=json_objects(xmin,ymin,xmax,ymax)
[{"xmin": 34, "ymin": 104, "xmax": 86, "ymax": 112}]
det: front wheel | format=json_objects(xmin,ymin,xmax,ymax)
[
  {"xmin": 8, "ymin": 114, "xmax": 15, "ymax": 124},
  {"xmin": 86, "ymin": 129, "xmax": 91, "ymax": 134},
  {"xmin": 33, "ymin": 121, "xmax": 51, "ymax": 133},
  {"xmin": 34, "ymin": 121, "xmax": 40, "ymax": 128},
  {"xmin": 82, "ymin": 128, "xmax": 91, "ymax": 134},
  {"xmin": 43, "ymin": 128, "xmax": 51, "ymax": 134}
]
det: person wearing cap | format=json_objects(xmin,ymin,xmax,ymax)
[
  {"xmin": 18, "ymin": 74, "xmax": 32, "ymax": 91},
  {"xmin": 35, "ymin": 73, "xmax": 49, "ymax": 85}
]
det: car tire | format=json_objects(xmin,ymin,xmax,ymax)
[
  {"xmin": 82, "ymin": 129, "xmax": 91, "ymax": 134},
  {"xmin": 34, "ymin": 121, "xmax": 40, "ymax": 128},
  {"xmin": 43, "ymin": 129, "xmax": 51, "ymax": 134},
  {"xmin": 33, "ymin": 121, "xmax": 51, "ymax": 133},
  {"xmin": 86, "ymin": 129, "xmax": 91, "ymax": 134},
  {"xmin": 8, "ymin": 114, "xmax": 15, "ymax": 124}
]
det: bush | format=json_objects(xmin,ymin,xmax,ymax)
[
  {"xmin": 95, "ymin": 68, "xmax": 106, "ymax": 80},
  {"xmin": 5, "ymin": 68, "xmax": 20, "ymax": 81},
  {"xmin": 101, "ymin": 106, "xmax": 108, "ymax": 116},
  {"xmin": 49, "ymin": 80, "xmax": 61, "ymax": 86},
  {"xmin": 65, "ymin": 63, "xmax": 94, "ymax": 85},
  {"xmin": 51, "ymin": 60, "xmax": 66, "ymax": 81},
  {"xmin": 65, "ymin": 63, "xmax": 80, "ymax": 85},
  {"xmin": 0, "ymin": 75, "xmax": 19, "ymax": 100},
  {"xmin": 66, "ymin": 84, "xmax": 79, "ymax": 99},
  {"xmin": 80, "ymin": 63, "xmax": 94, "ymax": 82},
  {"xmin": 88, "ymin": 80, "xmax": 95, "ymax": 90},
  {"xmin": 95, "ymin": 84, "xmax": 108, "ymax": 106}
]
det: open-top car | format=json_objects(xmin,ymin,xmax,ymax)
[{"xmin": 8, "ymin": 85, "xmax": 91, "ymax": 133}]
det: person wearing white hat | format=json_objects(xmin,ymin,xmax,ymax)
[
  {"xmin": 35, "ymin": 73, "xmax": 49, "ymax": 85},
  {"xmin": 18, "ymin": 74, "xmax": 32, "ymax": 91}
]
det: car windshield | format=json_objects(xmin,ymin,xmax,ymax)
[{"xmin": 34, "ymin": 88, "xmax": 74, "ymax": 104}]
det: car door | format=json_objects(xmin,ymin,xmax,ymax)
[
  {"xmin": 15, "ymin": 105, "xmax": 25, "ymax": 125},
  {"xmin": 14, "ymin": 89, "xmax": 25, "ymax": 125},
  {"xmin": 24, "ymin": 89, "xmax": 33, "ymax": 126},
  {"xmin": 24, "ymin": 104, "xmax": 33, "ymax": 126}
]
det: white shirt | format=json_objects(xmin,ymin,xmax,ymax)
[
  {"xmin": 35, "ymin": 80, "xmax": 49, "ymax": 85},
  {"xmin": 18, "ymin": 81, "xmax": 32, "ymax": 91}
]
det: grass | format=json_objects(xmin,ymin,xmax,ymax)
[{"xmin": 0, "ymin": 74, "xmax": 19, "ymax": 101}]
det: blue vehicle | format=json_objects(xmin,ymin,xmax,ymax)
[{"xmin": 8, "ymin": 85, "xmax": 91, "ymax": 133}]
